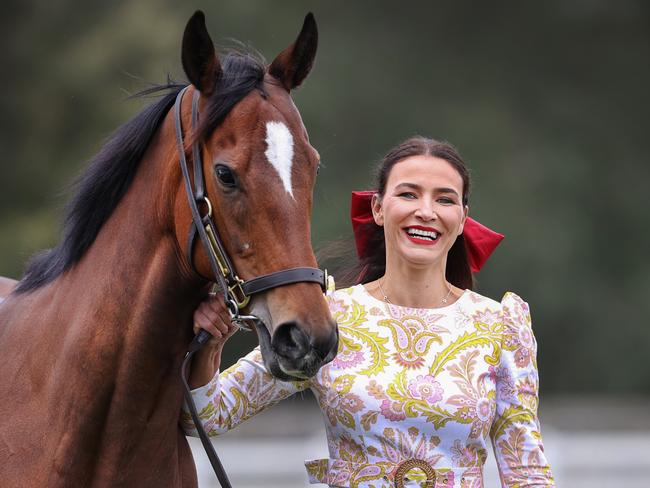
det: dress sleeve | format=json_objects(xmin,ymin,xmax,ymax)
[
  {"xmin": 181, "ymin": 346, "xmax": 309, "ymax": 437},
  {"xmin": 490, "ymin": 292, "xmax": 555, "ymax": 487}
]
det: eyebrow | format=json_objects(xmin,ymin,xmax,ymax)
[{"xmin": 394, "ymin": 182, "xmax": 460, "ymax": 196}]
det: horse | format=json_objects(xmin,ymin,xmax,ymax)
[{"xmin": 0, "ymin": 11, "xmax": 337, "ymax": 487}]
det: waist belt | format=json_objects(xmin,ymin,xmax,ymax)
[{"xmin": 305, "ymin": 458, "xmax": 484, "ymax": 488}]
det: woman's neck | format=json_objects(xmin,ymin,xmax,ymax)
[{"xmin": 371, "ymin": 256, "xmax": 456, "ymax": 309}]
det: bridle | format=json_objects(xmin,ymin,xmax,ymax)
[
  {"xmin": 175, "ymin": 85, "xmax": 326, "ymax": 487},
  {"xmin": 175, "ymin": 85, "xmax": 326, "ymax": 329}
]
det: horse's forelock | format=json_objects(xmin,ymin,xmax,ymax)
[{"xmin": 195, "ymin": 51, "xmax": 266, "ymax": 143}]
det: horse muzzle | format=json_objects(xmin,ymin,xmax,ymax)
[{"xmin": 254, "ymin": 318, "xmax": 338, "ymax": 380}]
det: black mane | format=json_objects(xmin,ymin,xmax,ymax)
[{"xmin": 16, "ymin": 52, "xmax": 265, "ymax": 293}]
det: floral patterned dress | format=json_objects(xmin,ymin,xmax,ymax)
[{"xmin": 182, "ymin": 285, "xmax": 554, "ymax": 487}]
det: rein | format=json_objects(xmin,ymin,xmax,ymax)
[{"xmin": 174, "ymin": 86, "xmax": 326, "ymax": 487}]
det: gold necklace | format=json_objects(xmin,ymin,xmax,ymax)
[{"xmin": 378, "ymin": 278, "xmax": 453, "ymax": 307}]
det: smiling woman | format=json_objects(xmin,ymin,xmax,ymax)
[
  {"xmin": 186, "ymin": 136, "xmax": 554, "ymax": 487},
  {"xmin": 353, "ymin": 138, "xmax": 474, "ymax": 292},
  {"xmin": 369, "ymin": 154, "xmax": 469, "ymax": 304}
]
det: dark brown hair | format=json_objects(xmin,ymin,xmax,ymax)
[{"xmin": 344, "ymin": 136, "xmax": 474, "ymax": 290}]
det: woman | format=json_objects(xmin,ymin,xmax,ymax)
[{"xmin": 183, "ymin": 137, "xmax": 555, "ymax": 487}]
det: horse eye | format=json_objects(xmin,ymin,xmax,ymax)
[{"xmin": 214, "ymin": 164, "xmax": 237, "ymax": 188}]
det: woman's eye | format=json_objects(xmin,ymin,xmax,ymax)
[
  {"xmin": 398, "ymin": 192, "xmax": 416, "ymax": 199},
  {"xmin": 438, "ymin": 197, "xmax": 455, "ymax": 204},
  {"xmin": 214, "ymin": 164, "xmax": 237, "ymax": 188}
]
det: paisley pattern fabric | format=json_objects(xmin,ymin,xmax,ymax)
[{"xmin": 182, "ymin": 285, "xmax": 554, "ymax": 487}]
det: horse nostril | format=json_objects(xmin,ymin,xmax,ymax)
[
  {"xmin": 272, "ymin": 322, "xmax": 310, "ymax": 360},
  {"xmin": 312, "ymin": 323, "xmax": 339, "ymax": 362}
]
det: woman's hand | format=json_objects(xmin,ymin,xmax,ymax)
[
  {"xmin": 192, "ymin": 295, "xmax": 238, "ymax": 348},
  {"xmin": 189, "ymin": 295, "xmax": 238, "ymax": 389}
]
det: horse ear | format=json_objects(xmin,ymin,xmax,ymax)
[
  {"xmin": 181, "ymin": 11, "xmax": 221, "ymax": 95},
  {"xmin": 268, "ymin": 13, "xmax": 318, "ymax": 91}
]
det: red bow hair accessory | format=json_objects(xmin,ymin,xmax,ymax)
[{"xmin": 351, "ymin": 191, "xmax": 504, "ymax": 273}]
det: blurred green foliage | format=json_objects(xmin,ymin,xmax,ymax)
[{"xmin": 1, "ymin": 0, "xmax": 649, "ymax": 394}]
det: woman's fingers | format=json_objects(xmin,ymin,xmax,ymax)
[
  {"xmin": 207, "ymin": 295, "xmax": 228, "ymax": 315},
  {"xmin": 193, "ymin": 310, "xmax": 220, "ymax": 336},
  {"xmin": 192, "ymin": 295, "xmax": 238, "ymax": 345}
]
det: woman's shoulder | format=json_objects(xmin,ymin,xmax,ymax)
[
  {"xmin": 464, "ymin": 290, "xmax": 534, "ymax": 338},
  {"xmin": 462, "ymin": 289, "xmax": 528, "ymax": 310},
  {"xmin": 463, "ymin": 290, "xmax": 536, "ymax": 362},
  {"xmin": 499, "ymin": 291, "xmax": 533, "ymax": 331},
  {"xmin": 499, "ymin": 291, "xmax": 531, "ymax": 314},
  {"xmin": 461, "ymin": 289, "xmax": 500, "ymax": 308},
  {"xmin": 462, "ymin": 290, "xmax": 532, "ymax": 325},
  {"xmin": 327, "ymin": 283, "xmax": 363, "ymax": 303}
]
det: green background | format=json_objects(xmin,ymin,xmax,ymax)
[{"xmin": 1, "ymin": 1, "xmax": 648, "ymax": 395}]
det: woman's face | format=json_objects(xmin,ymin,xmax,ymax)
[{"xmin": 372, "ymin": 155, "xmax": 468, "ymax": 269}]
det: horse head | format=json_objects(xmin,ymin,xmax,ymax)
[{"xmin": 174, "ymin": 12, "xmax": 337, "ymax": 380}]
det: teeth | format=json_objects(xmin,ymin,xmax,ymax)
[{"xmin": 407, "ymin": 228, "xmax": 438, "ymax": 240}]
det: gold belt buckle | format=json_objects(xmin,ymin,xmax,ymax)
[{"xmin": 393, "ymin": 459, "xmax": 436, "ymax": 488}]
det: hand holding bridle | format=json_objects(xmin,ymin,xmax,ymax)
[{"xmin": 192, "ymin": 295, "xmax": 238, "ymax": 348}]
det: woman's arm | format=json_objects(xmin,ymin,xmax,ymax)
[
  {"xmin": 490, "ymin": 293, "xmax": 554, "ymax": 487},
  {"xmin": 189, "ymin": 296, "xmax": 238, "ymax": 389},
  {"xmin": 181, "ymin": 296, "xmax": 309, "ymax": 437}
]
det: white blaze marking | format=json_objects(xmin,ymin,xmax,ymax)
[{"xmin": 264, "ymin": 121, "xmax": 294, "ymax": 198}]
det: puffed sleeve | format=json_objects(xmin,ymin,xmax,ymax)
[
  {"xmin": 181, "ymin": 346, "xmax": 309, "ymax": 437},
  {"xmin": 490, "ymin": 292, "xmax": 555, "ymax": 487}
]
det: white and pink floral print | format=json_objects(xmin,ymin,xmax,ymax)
[{"xmin": 182, "ymin": 285, "xmax": 554, "ymax": 488}]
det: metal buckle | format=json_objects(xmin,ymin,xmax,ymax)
[
  {"xmin": 199, "ymin": 197, "xmax": 251, "ymax": 309},
  {"xmin": 203, "ymin": 223, "xmax": 231, "ymax": 280},
  {"xmin": 228, "ymin": 277, "xmax": 250, "ymax": 309},
  {"xmin": 393, "ymin": 459, "xmax": 436, "ymax": 488},
  {"xmin": 224, "ymin": 297, "xmax": 255, "ymax": 332},
  {"xmin": 198, "ymin": 195, "xmax": 213, "ymax": 219},
  {"xmin": 323, "ymin": 268, "xmax": 329, "ymax": 293}
]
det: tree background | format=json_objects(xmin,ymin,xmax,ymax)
[{"xmin": 1, "ymin": 0, "xmax": 648, "ymax": 395}]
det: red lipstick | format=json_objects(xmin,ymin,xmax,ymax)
[{"xmin": 403, "ymin": 226, "xmax": 440, "ymax": 246}]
